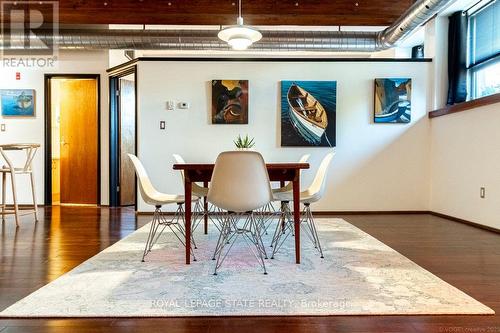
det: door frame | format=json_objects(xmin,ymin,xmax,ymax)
[
  {"xmin": 44, "ymin": 73, "xmax": 102, "ymax": 206},
  {"xmin": 108, "ymin": 66, "xmax": 138, "ymax": 208}
]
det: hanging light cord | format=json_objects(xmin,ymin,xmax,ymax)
[{"xmin": 239, "ymin": 0, "xmax": 242, "ymax": 18}]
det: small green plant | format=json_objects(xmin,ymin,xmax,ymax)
[{"xmin": 234, "ymin": 134, "xmax": 255, "ymax": 149}]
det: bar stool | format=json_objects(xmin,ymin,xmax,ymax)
[{"xmin": 0, "ymin": 143, "xmax": 40, "ymax": 227}]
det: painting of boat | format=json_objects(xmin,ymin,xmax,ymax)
[
  {"xmin": 287, "ymin": 83, "xmax": 328, "ymax": 145},
  {"xmin": 281, "ymin": 81, "xmax": 336, "ymax": 147},
  {"xmin": 374, "ymin": 78, "xmax": 411, "ymax": 123},
  {"xmin": 0, "ymin": 89, "xmax": 35, "ymax": 117}
]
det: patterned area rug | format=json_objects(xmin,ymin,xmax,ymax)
[{"xmin": 0, "ymin": 218, "xmax": 494, "ymax": 317}]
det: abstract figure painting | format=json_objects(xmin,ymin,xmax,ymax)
[
  {"xmin": 374, "ymin": 78, "xmax": 411, "ymax": 123},
  {"xmin": 1, "ymin": 89, "xmax": 35, "ymax": 117},
  {"xmin": 281, "ymin": 81, "xmax": 336, "ymax": 147},
  {"xmin": 211, "ymin": 80, "xmax": 248, "ymax": 124}
]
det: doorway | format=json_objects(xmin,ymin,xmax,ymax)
[
  {"xmin": 109, "ymin": 67, "xmax": 137, "ymax": 207},
  {"xmin": 44, "ymin": 74, "xmax": 101, "ymax": 206}
]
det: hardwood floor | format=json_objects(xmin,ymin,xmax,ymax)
[{"xmin": 1, "ymin": 206, "xmax": 499, "ymax": 333}]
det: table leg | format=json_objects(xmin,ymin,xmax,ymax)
[
  {"xmin": 203, "ymin": 181, "xmax": 208, "ymax": 235},
  {"xmin": 185, "ymin": 179, "xmax": 192, "ymax": 265},
  {"xmin": 292, "ymin": 172, "xmax": 300, "ymax": 264}
]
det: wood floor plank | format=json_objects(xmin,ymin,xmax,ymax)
[{"xmin": 0, "ymin": 206, "xmax": 498, "ymax": 333}]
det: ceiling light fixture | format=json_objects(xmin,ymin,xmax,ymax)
[{"xmin": 217, "ymin": 0, "xmax": 262, "ymax": 50}]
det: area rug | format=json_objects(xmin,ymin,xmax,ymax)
[{"xmin": 0, "ymin": 218, "xmax": 494, "ymax": 317}]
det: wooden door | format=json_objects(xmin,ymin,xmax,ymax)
[
  {"xmin": 59, "ymin": 79, "xmax": 98, "ymax": 204},
  {"xmin": 119, "ymin": 78, "xmax": 136, "ymax": 206}
]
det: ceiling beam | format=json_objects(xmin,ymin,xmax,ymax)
[{"xmin": 18, "ymin": 0, "xmax": 414, "ymax": 26}]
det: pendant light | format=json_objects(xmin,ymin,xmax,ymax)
[{"xmin": 218, "ymin": 0, "xmax": 262, "ymax": 50}]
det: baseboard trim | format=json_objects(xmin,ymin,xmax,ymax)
[
  {"xmin": 136, "ymin": 209, "xmax": 500, "ymax": 234},
  {"xmin": 429, "ymin": 211, "xmax": 500, "ymax": 234},
  {"xmin": 136, "ymin": 210, "xmax": 429, "ymax": 216},
  {"xmin": 313, "ymin": 210, "xmax": 429, "ymax": 215}
]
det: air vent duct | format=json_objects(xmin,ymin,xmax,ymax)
[{"xmin": 0, "ymin": 0, "xmax": 453, "ymax": 52}]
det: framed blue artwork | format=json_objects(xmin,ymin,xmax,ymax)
[
  {"xmin": 374, "ymin": 78, "xmax": 411, "ymax": 123},
  {"xmin": 281, "ymin": 81, "xmax": 336, "ymax": 147},
  {"xmin": 1, "ymin": 89, "xmax": 36, "ymax": 117}
]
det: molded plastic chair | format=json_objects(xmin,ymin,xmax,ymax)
[
  {"xmin": 172, "ymin": 153, "xmax": 223, "ymax": 232},
  {"xmin": 128, "ymin": 154, "xmax": 199, "ymax": 262},
  {"xmin": 172, "ymin": 154, "xmax": 209, "ymax": 197},
  {"xmin": 257, "ymin": 153, "xmax": 311, "ymax": 235},
  {"xmin": 271, "ymin": 151, "xmax": 335, "ymax": 259},
  {"xmin": 208, "ymin": 151, "xmax": 273, "ymax": 275},
  {"xmin": 272, "ymin": 153, "xmax": 310, "ymax": 194}
]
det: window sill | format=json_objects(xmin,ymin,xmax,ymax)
[{"xmin": 428, "ymin": 93, "xmax": 500, "ymax": 119}]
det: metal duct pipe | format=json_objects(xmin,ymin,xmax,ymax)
[
  {"xmin": 376, "ymin": 0, "xmax": 454, "ymax": 49},
  {"xmin": 0, "ymin": 0, "xmax": 453, "ymax": 52}
]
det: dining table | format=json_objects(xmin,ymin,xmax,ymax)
[{"xmin": 172, "ymin": 162, "xmax": 310, "ymax": 265}]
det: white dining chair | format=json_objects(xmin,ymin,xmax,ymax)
[
  {"xmin": 272, "ymin": 153, "xmax": 311, "ymax": 194},
  {"xmin": 0, "ymin": 144, "xmax": 40, "ymax": 227},
  {"xmin": 270, "ymin": 151, "xmax": 335, "ymax": 259},
  {"xmin": 173, "ymin": 153, "xmax": 224, "ymax": 232},
  {"xmin": 208, "ymin": 151, "xmax": 273, "ymax": 275},
  {"xmin": 128, "ymin": 154, "xmax": 200, "ymax": 262},
  {"xmin": 172, "ymin": 154, "xmax": 209, "ymax": 197},
  {"xmin": 257, "ymin": 153, "xmax": 311, "ymax": 236}
]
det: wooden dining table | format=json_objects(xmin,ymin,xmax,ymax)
[{"xmin": 172, "ymin": 162, "xmax": 310, "ymax": 265}]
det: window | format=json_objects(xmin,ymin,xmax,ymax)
[{"xmin": 468, "ymin": 0, "xmax": 500, "ymax": 99}]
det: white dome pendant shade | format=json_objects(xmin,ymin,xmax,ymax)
[{"xmin": 217, "ymin": 1, "xmax": 262, "ymax": 50}]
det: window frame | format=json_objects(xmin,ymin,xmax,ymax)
[{"xmin": 467, "ymin": 0, "xmax": 500, "ymax": 100}]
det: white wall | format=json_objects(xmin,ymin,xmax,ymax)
[
  {"xmin": 430, "ymin": 103, "xmax": 500, "ymax": 230},
  {"xmin": 425, "ymin": 16, "xmax": 449, "ymax": 110},
  {"xmin": 0, "ymin": 50, "xmax": 110, "ymax": 205},
  {"xmin": 137, "ymin": 60, "xmax": 431, "ymax": 212}
]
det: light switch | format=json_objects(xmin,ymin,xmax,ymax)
[
  {"xmin": 166, "ymin": 101, "xmax": 175, "ymax": 111},
  {"xmin": 0, "ymin": 124, "xmax": 5, "ymax": 132},
  {"xmin": 160, "ymin": 121, "xmax": 166, "ymax": 130}
]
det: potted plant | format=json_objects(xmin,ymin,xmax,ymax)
[{"xmin": 234, "ymin": 134, "xmax": 255, "ymax": 150}]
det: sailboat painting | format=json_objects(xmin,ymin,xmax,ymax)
[
  {"xmin": 1, "ymin": 89, "xmax": 35, "ymax": 117},
  {"xmin": 281, "ymin": 81, "xmax": 336, "ymax": 147},
  {"xmin": 374, "ymin": 78, "xmax": 411, "ymax": 123}
]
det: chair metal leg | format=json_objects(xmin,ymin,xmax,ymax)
[
  {"xmin": 213, "ymin": 211, "xmax": 268, "ymax": 275},
  {"xmin": 212, "ymin": 213, "xmax": 229, "ymax": 260},
  {"xmin": 141, "ymin": 204, "xmax": 197, "ymax": 262},
  {"xmin": 304, "ymin": 204, "xmax": 324, "ymax": 258},
  {"xmin": 208, "ymin": 205, "xmax": 225, "ymax": 232},
  {"xmin": 270, "ymin": 202, "xmax": 324, "ymax": 259},
  {"xmin": 270, "ymin": 201, "xmax": 293, "ymax": 258},
  {"xmin": 256, "ymin": 202, "xmax": 277, "ymax": 236},
  {"xmin": 142, "ymin": 207, "xmax": 159, "ymax": 262}
]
